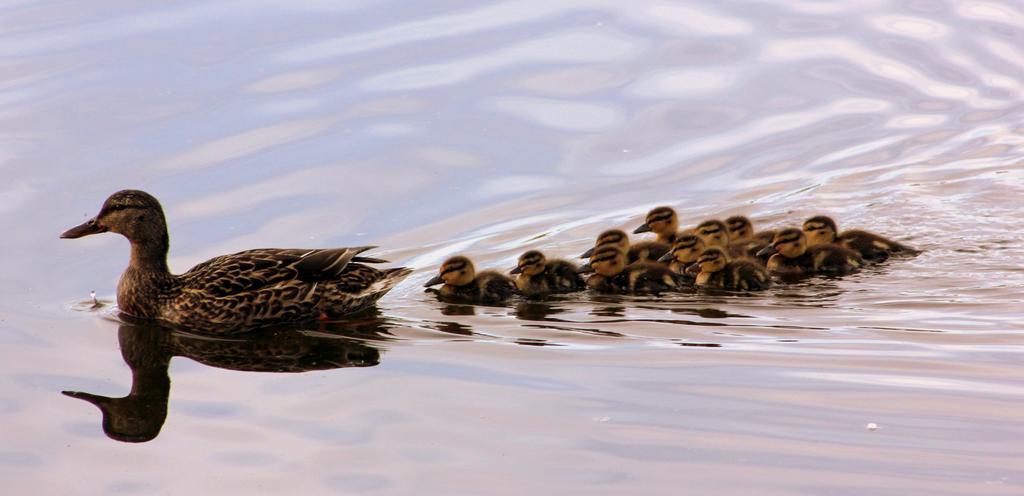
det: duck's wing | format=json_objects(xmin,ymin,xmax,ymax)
[{"xmin": 179, "ymin": 247, "xmax": 376, "ymax": 297}]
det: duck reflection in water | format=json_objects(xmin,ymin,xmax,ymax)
[{"xmin": 62, "ymin": 314, "xmax": 389, "ymax": 443}]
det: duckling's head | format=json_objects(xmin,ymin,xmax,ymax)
[
  {"xmin": 802, "ymin": 215, "xmax": 838, "ymax": 247},
  {"xmin": 695, "ymin": 219, "xmax": 730, "ymax": 248},
  {"xmin": 512, "ymin": 250, "xmax": 547, "ymax": 276},
  {"xmin": 634, "ymin": 206, "xmax": 678, "ymax": 237},
  {"xmin": 658, "ymin": 234, "xmax": 704, "ymax": 264},
  {"xmin": 725, "ymin": 215, "xmax": 754, "ymax": 241},
  {"xmin": 589, "ymin": 246, "xmax": 627, "ymax": 277},
  {"xmin": 696, "ymin": 247, "xmax": 728, "ymax": 274},
  {"xmin": 580, "ymin": 229, "xmax": 630, "ymax": 259},
  {"xmin": 764, "ymin": 228, "xmax": 807, "ymax": 258},
  {"xmin": 61, "ymin": 190, "xmax": 168, "ymax": 246},
  {"xmin": 425, "ymin": 256, "xmax": 476, "ymax": 287}
]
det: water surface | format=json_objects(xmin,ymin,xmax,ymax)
[{"xmin": 2, "ymin": 0, "xmax": 1023, "ymax": 494}]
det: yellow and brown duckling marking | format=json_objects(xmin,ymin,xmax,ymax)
[
  {"xmin": 634, "ymin": 206, "xmax": 680, "ymax": 244},
  {"xmin": 511, "ymin": 250, "xmax": 585, "ymax": 296},
  {"xmin": 424, "ymin": 255, "xmax": 517, "ymax": 304},
  {"xmin": 725, "ymin": 215, "xmax": 776, "ymax": 244},
  {"xmin": 694, "ymin": 247, "xmax": 770, "ymax": 290},
  {"xmin": 580, "ymin": 246, "xmax": 680, "ymax": 294},
  {"xmin": 757, "ymin": 228, "xmax": 863, "ymax": 276},
  {"xmin": 725, "ymin": 215, "xmax": 774, "ymax": 259},
  {"xmin": 696, "ymin": 218, "xmax": 766, "ymax": 261},
  {"xmin": 656, "ymin": 233, "xmax": 704, "ymax": 279},
  {"xmin": 578, "ymin": 229, "xmax": 670, "ymax": 265},
  {"xmin": 803, "ymin": 215, "xmax": 919, "ymax": 262},
  {"xmin": 60, "ymin": 190, "xmax": 410, "ymax": 330}
]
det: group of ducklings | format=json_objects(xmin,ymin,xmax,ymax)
[{"xmin": 425, "ymin": 207, "xmax": 918, "ymax": 303}]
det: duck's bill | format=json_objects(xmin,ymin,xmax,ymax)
[
  {"xmin": 510, "ymin": 266, "xmax": 523, "ymax": 275},
  {"xmin": 577, "ymin": 263, "xmax": 595, "ymax": 274},
  {"xmin": 60, "ymin": 218, "xmax": 106, "ymax": 239},
  {"xmin": 756, "ymin": 245, "xmax": 777, "ymax": 257},
  {"xmin": 656, "ymin": 253, "xmax": 674, "ymax": 263},
  {"xmin": 633, "ymin": 224, "xmax": 652, "ymax": 234},
  {"xmin": 423, "ymin": 275, "xmax": 444, "ymax": 287},
  {"xmin": 579, "ymin": 247, "xmax": 595, "ymax": 259}
]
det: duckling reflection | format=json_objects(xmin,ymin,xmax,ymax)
[{"xmin": 62, "ymin": 318, "xmax": 386, "ymax": 443}]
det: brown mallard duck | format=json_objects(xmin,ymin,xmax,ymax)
[
  {"xmin": 511, "ymin": 250, "xmax": 585, "ymax": 296},
  {"xmin": 757, "ymin": 228, "xmax": 863, "ymax": 276},
  {"xmin": 633, "ymin": 206, "xmax": 680, "ymax": 244},
  {"xmin": 578, "ymin": 229, "xmax": 670, "ymax": 265},
  {"xmin": 694, "ymin": 247, "xmax": 770, "ymax": 291},
  {"xmin": 803, "ymin": 215, "xmax": 919, "ymax": 262},
  {"xmin": 579, "ymin": 246, "xmax": 680, "ymax": 294},
  {"xmin": 424, "ymin": 255, "xmax": 517, "ymax": 303},
  {"xmin": 60, "ymin": 190, "xmax": 410, "ymax": 330}
]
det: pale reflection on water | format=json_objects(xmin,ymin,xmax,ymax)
[{"xmin": 3, "ymin": 0, "xmax": 1024, "ymax": 494}]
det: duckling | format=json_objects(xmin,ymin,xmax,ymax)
[
  {"xmin": 757, "ymin": 228, "xmax": 863, "ymax": 276},
  {"xmin": 511, "ymin": 250, "xmax": 585, "ymax": 296},
  {"xmin": 424, "ymin": 255, "xmax": 517, "ymax": 303},
  {"xmin": 695, "ymin": 219, "xmax": 763, "ymax": 261},
  {"xmin": 61, "ymin": 190, "xmax": 411, "ymax": 330},
  {"xmin": 803, "ymin": 215, "xmax": 919, "ymax": 262},
  {"xmin": 694, "ymin": 247, "xmax": 770, "ymax": 291},
  {"xmin": 656, "ymin": 233, "xmax": 705, "ymax": 279},
  {"xmin": 725, "ymin": 215, "xmax": 776, "ymax": 244},
  {"xmin": 578, "ymin": 229, "xmax": 670, "ymax": 265},
  {"xmin": 633, "ymin": 206, "xmax": 680, "ymax": 244},
  {"xmin": 580, "ymin": 246, "xmax": 680, "ymax": 294}
]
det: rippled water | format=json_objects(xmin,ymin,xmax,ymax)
[{"xmin": 3, "ymin": 0, "xmax": 1024, "ymax": 494}]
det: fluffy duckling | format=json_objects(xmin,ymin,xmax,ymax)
[
  {"xmin": 757, "ymin": 228, "xmax": 863, "ymax": 276},
  {"xmin": 61, "ymin": 190, "xmax": 410, "ymax": 330},
  {"xmin": 725, "ymin": 215, "xmax": 775, "ymax": 244},
  {"xmin": 695, "ymin": 219, "xmax": 763, "ymax": 260},
  {"xmin": 633, "ymin": 206, "xmax": 680, "ymax": 244},
  {"xmin": 694, "ymin": 247, "xmax": 770, "ymax": 291},
  {"xmin": 580, "ymin": 246, "xmax": 680, "ymax": 294},
  {"xmin": 424, "ymin": 256, "xmax": 517, "ymax": 304},
  {"xmin": 803, "ymin": 215, "xmax": 919, "ymax": 262},
  {"xmin": 511, "ymin": 250, "xmax": 585, "ymax": 296},
  {"xmin": 578, "ymin": 229, "xmax": 670, "ymax": 265},
  {"xmin": 656, "ymin": 233, "xmax": 704, "ymax": 279}
]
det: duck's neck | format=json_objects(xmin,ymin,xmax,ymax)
[
  {"xmin": 128, "ymin": 236, "xmax": 170, "ymax": 274},
  {"xmin": 118, "ymin": 233, "xmax": 173, "ymax": 318}
]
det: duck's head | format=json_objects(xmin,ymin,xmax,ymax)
[
  {"xmin": 725, "ymin": 216, "xmax": 755, "ymax": 241},
  {"xmin": 61, "ymin": 190, "xmax": 168, "ymax": 245},
  {"xmin": 634, "ymin": 206, "xmax": 678, "ymax": 237},
  {"xmin": 425, "ymin": 256, "xmax": 476, "ymax": 287},
  {"xmin": 696, "ymin": 247, "xmax": 728, "ymax": 274},
  {"xmin": 657, "ymin": 234, "xmax": 704, "ymax": 264},
  {"xmin": 579, "ymin": 229, "xmax": 629, "ymax": 259},
  {"xmin": 512, "ymin": 250, "xmax": 547, "ymax": 276},
  {"xmin": 757, "ymin": 228, "xmax": 807, "ymax": 259},
  {"xmin": 588, "ymin": 246, "xmax": 627, "ymax": 277},
  {"xmin": 695, "ymin": 219, "xmax": 730, "ymax": 248},
  {"xmin": 802, "ymin": 215, "xmax": 838, "ymax": 247}
]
